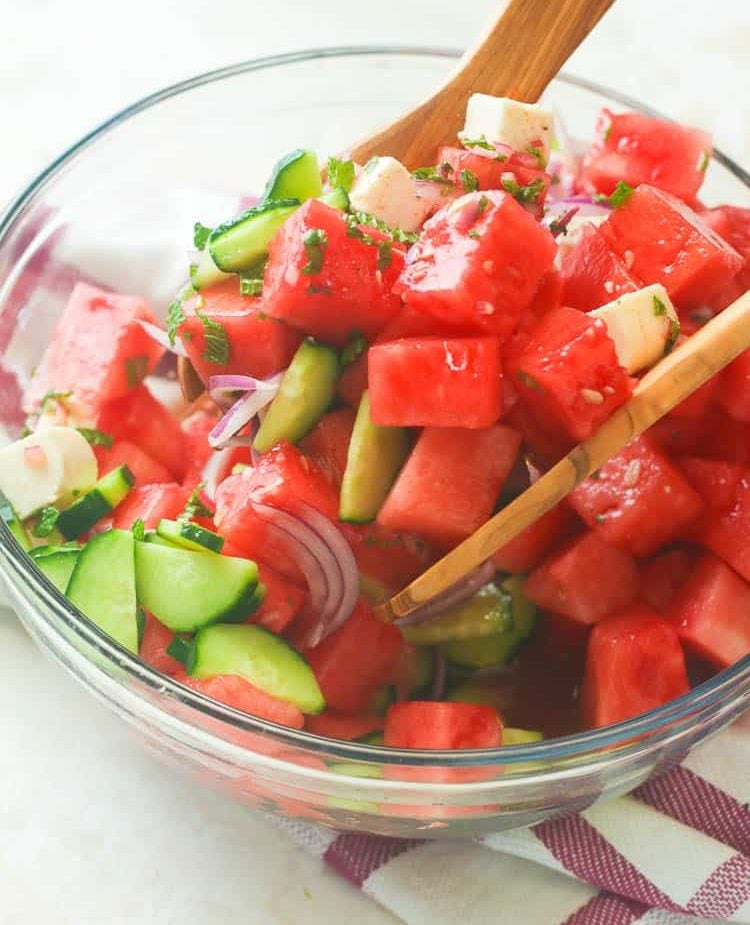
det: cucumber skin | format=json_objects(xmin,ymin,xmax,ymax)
[
  {"xmin": 32, "ymin": 548, "xmax": 80, "ymax": 593},
  {"xmin": 156, "ymin": 519, "xmax": 225, "ymax": 554},
  {"xmin": 262, "ymin": 149, "xmax": 323, "ymax": 203},
  {"xmin": 208, "ymin": 200, "xmax": 300, "ymax": 273},
  {"xmin": 57, "ymin": 465, "xmax": 134, "ymax": 540}
]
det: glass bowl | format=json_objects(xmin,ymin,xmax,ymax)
[{"xmin": 0, "ymin": 48, "xmax": 748, "ymax": 839}]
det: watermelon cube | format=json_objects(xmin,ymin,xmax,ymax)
[
  {"xmin": 336, "ymin": 353, "xmax": 368, "ymax": 409},
  {"xmin": 700, "ymin": 205, "xmax": 750, "ymax": 293},
  {"xmin": 579, "ymin": 109, "xmax": 712, "ymax": 205},
  {"xmin": 683, "ymin": 468, "xmax": 750, "ymax": 583},
  {"xmin": 299, "ymin": 407, "xmax": 356, "ymax": 489},
  {"xmin": 306, "ymin": 710, "xmax": 384, "ymax": 741},
  {"xmin": 305, "ymin": 600, "xmax": 404, "ymax": 714},
  {"xmin": 639, "ymin": 548, "xmax": 698, "ymax": 612},
  {"xmin": 666, "ymin": 555, "xmax": 750, "ymax": 669},
  {"xmin": 492, "ymin": 500, "xmax": 576, "ymax": 574},
  {"xmin": 394, "ymin": 191, "xmax": 556, "ymax": 343},
  {"xmin": 24, "ymin": 282, "xmax": 164, "ymax": 414},
  {"xmin": 523, "ymin": 530, "xmax": 640, "ymax": 625},
  {"xmin": 181, "ymin": 674, "xmax": 304, "ymax": 729},
  {"xmin": 508, "ymin": 306, "xmax": 632, "ymax": 443},
  {"xmin": 368, "ymin": 336, "xmax": 503, "ymax": 429},
  {"xmin": 559, "ymin": 223, "xmax": 638, "ymax": 312},
  {"xmin": 112, "ymin": 482, "xmax": 190, "ymax": 530},
  {"xmin": 600, "ymin": 185, "xmax": 744, "ymax": 309},
  {"xmin": 180, "ymin": 409, "xmax": 219, "ymax": 489},
  {"xmin": 250, "ymin": 564, "xmax": 305, "ymax": 635},
  {"xmin": 262, "ymin": 199, "xmax": 405, "ymax": 345},
  {"xmin": 342, "ymin": 522, "xmax": 436, "ymax": 595},
  {"xmin": 139, "ymin": 612, "xmax": 183, "ymax": 676},
  {"xmin": 375, "ymin": 305, "xmax": 469, "ymax": 343},
  {"xmin": 717, "ymin": 347, "xmax": 750, "ymax": 422},
  {"xmin": 377, "ymin": 424, "xmax": 522, "ymax": 549},
  {"xmin": 580, "ymin": 605, "xmax": 690, "ymax": 728},
  {"xmin": 384, "ymin": 701, "xmax": 502, "ymax": 749},
  {"xmin": 94, "ymin": 440, "xmax": 172, "ymax": 487},
  {"xmin": 569, "ymin": 436, "xmax": 704, "ymax": 556},
  {"xmin": 179, "ymin": 278, "xmax": 302, "ymax": 384}
]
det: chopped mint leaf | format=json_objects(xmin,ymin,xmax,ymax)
[
  {"xmin": 76, "ymin": 428, "xmax": 113, "ymax": 448},
  {"xmin": 136, "ymin": 606, "xmax": 146, "ymax": 649},
  {"xmin": 179, "ymin": 483, "xmax": 212, "ymax": 524},
  {"xmin": 664, "ymin": 318, "xmax": 681, "ymax": 355},
  {"xmin": 501, "ymin": 176, "xmax": 545, "ymax": 205},
  {"xmin": 193, "ymin": 222, "xmax": 213, "ymax": 251},
  {"xmin": 377, "ymin": 239, "xmax": 393, "ymax": 271},
  {"xmin": 525, "ymin": 145, "xmax": 545, "ymax": 166},
  {"xmin": 195, "ymin": 310, "xmax": 230, "ymax": 365},
  {"xmin": 125, "ymin": 356, "xmax": 149, "ymax": 389},
  {"xmin": 340, "ymin": 332, "xmax": 367, "ymax": 367},
  {"xmin": 302, "ymin": 228, "xmax": 328, "ymax": 275},
  {"xmin": 595, "ymin": 180, "xmax": 634, "ymax": 209},
  {"xmin": 348, "ymin": 211, "xmax": 418, "ymax": 245},
  {"xmin": 468, "ymin": 229, "xmax": 481, "ymax": 239},
  {"xmin": 477, "ymin": 194, "xmax": 490, "ymax": 214},
  {"xmin": 307, "ymin": 284, "xmax": 333, "ymax": 295},
  {"xmin": 166, "ymin": 298, "xmax": 186, "ymax": 347},
  {"xmin": 460, "ymin": 168, "xmax": 479, "ymax": 193},
  {"xmin": 240, "ymin": 277, "xmax": 263, "ymax": 296},
  {"xmin": 34, "ymin": 506, "xmax": 60, "ymax": 538},
  {"xmin": 517, "ymin": 370, "xmax": 544, "ymax": 392},
  {"xmin": 652, "ymin": 295, "xmax": 668, "ymax": 317},
  {"xmin": 412, "ymin": 165, "xmax": 453, "ymax": 185},
  {"xmin": 327, "ymin": 157, "xmax": 356, "ymax": 193},
  {"xmin": 698, "ymin": 150, "xmax": 710, "ymax": 172},
  {"xmin": 38, "ymin": 390, "xmax": 72, "ymax": 413},
  {"xmin": 131, "ymin": 518, "xmax": 145, "ymax": 541},
  {"xmin": 461, "ymin": 135, "xmax": 494, "ymax": 151}
]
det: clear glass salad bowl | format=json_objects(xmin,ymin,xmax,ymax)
[{"xmin": 0, "ymin": 48, "xmax": 748, "ymax": 839}]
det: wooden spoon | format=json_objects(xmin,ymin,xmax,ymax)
[
  {"xmin": 178, "ymin": 0, "xmax": 615, "ymax": 401},
  {"xmin": 375, "ymin": 291, "xmax": 750, "ymax": 623},
  {"xmin": 350, "ymin": 0, "xmax": 616, "ymax": 168}
]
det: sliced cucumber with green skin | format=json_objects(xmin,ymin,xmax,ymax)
[
  {"xmin": 190, "ymin": 623, "xmax": 325, "ymax": 714},
  {"xmin": 356, "ymin": 731, "xmax": 385, "ymax": 746},
  {"xmin": 57, "ymin": 465, "xmax": 134, "ymax": 539},
  {"xmin": 503, "ymin": 728, "xmax": 543, "ymax": 745},
  {"xmin": 339, "ymin": 391, "xmax": 410, "ymax": 524},
  {"xmin": 253, "ymin": 339, "xmax": 339, "ymax": 453},
  {"xmin": 261, "ymin": 149, "xmax": 322, "ymax": 203},
  {"xmin": 441, "ymin": 576, "xmax": 537, "ymax": 668},
  {"xmin": 66, "ymin": 529, "xmax": 139, "ymax": 652},
  {"xmin": 319, "ymin": 187, "xmax": 350, "ymax": 211},
  {"xmin": 402, "ymin": 583, "xmax": 513, "ymax": 646},
  {"xmin": 134, "ymin": 541, "xmax": 259, "ymax": 633},
  {"xmin": 31, "ymin": 547, "xmax": 80, "ymax": 593},
  {"xmin": 0, "ymin": 490, "xmax": 31, "ymax": 550},
  {"xmin": 190, "ymin": 249, "xmax": 232, "ymax": 291},
  {"xmin": 156, "ymin": 518, "xmax": 225, "ymax": 554},
  {"xmin": 207, "ymin": 199, "xmax": 300, "ymax": 273}
]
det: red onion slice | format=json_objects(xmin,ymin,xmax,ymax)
[
  {"xmin": 208, "ymin": 375, "xmax": 282, "ymax": 449},
  {"xmin": 137, "ymin": 320, "xmax": 188, "ymax": 358},
  {"xmin": 394, "ymin": 559, "xmax": 497, "ymax": 627}
]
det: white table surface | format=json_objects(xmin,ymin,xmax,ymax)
[{"xmin": 2, "ymin": 2, "xmax": 748, "ymax": 922}]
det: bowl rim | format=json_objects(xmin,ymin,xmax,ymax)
[{"xmin": 1, "ymin": 45, "xmax": 748, "ymax": 771}]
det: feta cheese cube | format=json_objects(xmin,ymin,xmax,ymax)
[
  {"xmin": 590, "ymin": 284, "xmax": 679, "ymax": 374},
  {"xmin": 460, "ymin": 94, "xmax": 553, "ymax": 163},
  {"xmin": 349, "ymin": 156, "xmax": 431, "ymax": 232}
]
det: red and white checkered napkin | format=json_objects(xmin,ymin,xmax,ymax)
[{"xmin": 277, "ymin": 713, "xmax": 750, "ymax": 925}]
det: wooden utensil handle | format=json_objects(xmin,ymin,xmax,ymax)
[
  {"xmin": 377, "ymin": 290, "xmax": 750, "ymax": 622},
  {"xmin": 350, "ymin": 0, "xmax": 615, "ymax": 167}
]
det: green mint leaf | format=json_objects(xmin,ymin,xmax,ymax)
[
  {"xmin": 460, "ymin": 169, "xmax": 479, "ymax": 193},
  {"xmin": 652, "ymin": 295, "xmax": 668, "ymax": 317},
  {"xmin": 179, "ymin": 483, "xmax": 212, "ymax": 524},
  {"xmin": 411, "ymin": 165, "xmax": 453, "ymax": 185},
  {"xmin": 76, "ymin": 428, "xmax": 113, "ymax": 448},
  {"xmin": 327, "ymin": 157, "xmax": 356, "ymax": 193},
  {"xmin": 461, "ymin": 135, "xmax": 494, "ymax": 151},
  {"xmin": 377, "ymin": 239, "xmax": 393, "ymax": 271},
  {"xmin": 131, "ymin": 518, "xmax": 145, "ymax": 541},
  {"xmin": 340, "ymin": 332, "xmax": 367, "ymax": 367},
  {"xmin": 302, "ymin": 228, "xmax": 328, "ymax": 276},
  {"xmin": 595, "ymin": 180, "xmax": 634, "ymax": 209},
  {"xmin": 698, "ymin": 150, "xmax": 710, "ymax": 172},
  {"xmin": 477, "ymin": 194, "xmax": 490, "ymax": 214},
  {"xmin": 348, "ymin": 210, "xmax": 418, "ymax": 245},
  {"xmin": 33, "ymin": 506, "xmax": 60, "ymax": 538},
  {"xmin": 664, "ymin": 318, "xmax": 681, "ymax": 355},
  {"xmin": 468, "ymin": 229, "xmax": 481, "ymax": 239},
  {"xmin": 195, "ymin": 310, "xmax": 230, "ymax": 365},
  {"xmin": 166, "ymin": 298, "xmax": 186, "ymax": 347},
  {"xmin": 517, "ymin": 370, "xmax": 544, "ymax": 392},
  {"xmin": 501, "ymin": 176, "xmax": 545, "ymax": 205},
  {"xmin": 240, "ymin": 277, "xmax": 263, "ymax": 296},
  {"xmin": 525, "ymin": 145, "xmax": 546, "ymax": 166},
  {"xmin": 38, "ymin": 390, "xmax": 72, "ymax": 414},
  {"xmin": 193, "ymin": 222, "xmax": 213, "ymax": 251},
  {"xmin": 125, "ymin": 356, "xmax": 149, "ymax": 389}
]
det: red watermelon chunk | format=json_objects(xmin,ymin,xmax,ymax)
[
  {"xmin": 180, "ymin": 409, "xmax": 219, "ymax": 488},
  {"xmin": 25, "ymin": 282, "xmax": 164, "ymax": 414},
  {"xmin": 377, "ymin": 424, "xmax": 522, "ymax": 550},
  {"xmin": 180, "ymin": 673, "xmax": 304, "ymax": 729},
  {"xmin": 336, "ymin": 353, "xmax": 369, "ymax": 409},
  {"xmin": 305, "ymin": 599, "xmax": 404, "ymax": 714},
  {"xmin": 306, "ymin": 710, "xmax": 384, "ymax": 741},
  {"xmin": 299, "ymin": 407, "xmax": 356, "ymax": 489},
  {"xmin": 717, "ymin": 347, "xmax": 750, "ymax": 422},
  {"xmin": 368, "ymin": 336, "xmax": 503, "ymax": 429},
  {"xmin": 700, "ymin": 205, "xmax": 750, "ymax": 293},
  {"xmin": 94, "ymin": 440, "xmax": 172, "ymax": 487},
  {"xmin": 569, "ymin": 436, "xmax": 704, "ymax": 556},
  {"xmin": 599, "ymin": 185, "xmax": 744, "ymax": 309},
  {"xmin": 639, "ymin": 548, "xmax": 698, "ymax": 612},
  {"xmin": 580, "ymin": 605, "xmax": 690, "ymax": 728},
  {"xmin": 666, "ymin": 555, "xmax": 750, "ymax": 669},
  {"xmin": 579, "ymin": 109, "xmax": 712, "ymax": 205},
  {"xmin": 342, "ymin": 522, "xmax": 436, "ymax": 595},
  {"xmin": 179, "ymin": 278, "xmax": 302, "ymax": 384},
  {"xmin": 508, "ymin": 306, "xmax": 632, "ymax": 444},
  {"xmin": 112, "ymin": 482, "xmax": 189, "ymax": 530},
  {"xmin": 384, "ymin": 701, "xmax": 502, "ymax": 750},
  {"xmin": 97, "ymin": 384, "xmax": 186, "ymax": 481},
  {"xmin": 559, "ymin": 223, "xmax": 638, "ymax": 312},
  {"xmin": 524, "ymin": 530, "xmax": 639, "ymax": 625},
  {"xmin": 492, "ymin": 500, "xmax": 576, "ymax": 574},
  {"xmin": 250, "ymin": 564, "xmax": 305, "ymax": 635},
  {"xmin": 139, "ymin": 612, "xmax": 182, "ymax": 677},
  {"xmin": 261, "ymin": 199, "xmax": 405, "ymax": 346},
  {"xmin": 375, "ymin": 305, "xmax": 469, "ymax": 343},
  {"xmin": 394, "ymin": 191, "xmax": 556, "ymax": 343}
]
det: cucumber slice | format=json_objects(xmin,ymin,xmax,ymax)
[
  {"xmin": 134, "ymin": 541, "xmax": 259, "ymax": 632},
  {"xmin": 190, "ymin": 249, "xmax": 232, "ymax": 291},
  {"xmin": 31, "ymin": 547, "xmax": 80, "ymax": 592},
  {"xmin": 262, "ymin": 149, "xmax": 322, "ymax": 203},
  {"xmin": 339, "ymin": 391, "xmax": 410, "ymax": 524},
  {"xmin": 356, "ymin": 731, "xmax": 385, "ymax": 746},
  {"xmin": 368, "ymin": 684, "xmax": 396, "ymax": 716},
  {"xmin": 319, "ymin": 187, "xmax": 350, "ymax": 211},
  {"xmin": 503, "ymin": 727, "xmax": 544, "ymax": 745},
  {"xmin": 190, "ymin": 623, "xmax": 325, "ymax": 714},
  {"xmin": 156, "ymin": 519, "xmax": 225, "ymax": 554},
  {"xmin": 207, "ymin": 199, "xmax": 300, "ymax": 273},
  {"xmin": 441, "ymin": 576, "xmax": 537, "ymax": 668},
  {"xmin": 0, "ymin": 489, "xmax": 30, "ymax": 550},
  {"xmin": 66, "ymin": 529, "xmax": 139, "ymax": 652},
  {"xmin": 401, "ymin": 582, "xmax": 512, "ymax": 646},
  {"xmin": 253, "ymin": 339, "xmax": 339, "ymax": 453},
  {"xmin": 57, "ymin": 465, "xmax": 134, "ymax": 539}
]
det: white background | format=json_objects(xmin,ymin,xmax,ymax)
[{"xmin": 1, "ymin": 1, "xmax": 748, "ymax": 922}]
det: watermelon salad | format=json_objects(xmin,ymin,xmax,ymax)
[{"xmin": 2, "ymin": 93, "xmax": 749, "ymax": 756}]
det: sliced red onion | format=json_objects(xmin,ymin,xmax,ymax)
[
  {"xmin": 294, "ymin": 502, "xmax": 359, "ymax": 640},
  {"xmin": 431, "ymin": 650, "xmax": 447, "ymax": 700},
  {"xmin": 208, "ymin": 374, "xmax": 282, "ymax": 449},
  {"xmin": 208, "ymin": 372, "xmax": 282, "ymax": 409},
  {"xmin": 394, "ymin": 559, "xmax": 497, "ymax": 627},
  {"xmin": 137, "ymin": 320, "xmax": 188, "ymax": 358}
]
